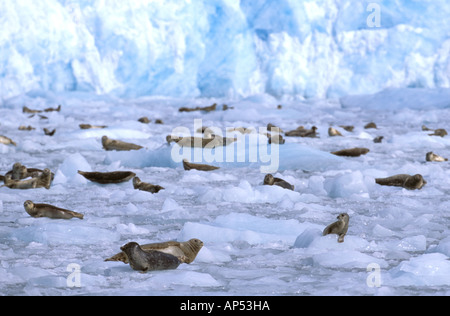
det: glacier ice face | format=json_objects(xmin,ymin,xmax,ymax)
[{"xmin": 1, "ymin": 0, "xmax": 450, "ymax": 101}]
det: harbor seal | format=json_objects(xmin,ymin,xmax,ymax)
[
  {"xmin": 179, "ymin": 103, "xmax": 216, "ymax": 113},
  {"xmin": 268, "ymin": 134, "xmax": 285, "ymax": 144},
  {"xmin": 429, "ymin": 129, "xmax": 448, "ymax": 137},
  {"xmin": 105, "ymin": 238, "xmax": 204, "ymax": 264},
  {"xmin": 3, "ymin": 175, "xmax": 38, "ymax": 189},
  {"xmin": 267, "ymin": 123, "xmax": 284, "ymax": 134},
  {"xmin": 167, "ymin": 135, "xmax": 236, "ymax": 148},
  {"xmin": 138, "ymin": 117, "xmax": 151, "ymax": 124},
  {"xmin": 375, "ymin": 174, "xmax": 427, "ymax": 190},
  {"xmin": 331, "ymin": 148, "xmax": 370, "ymax": 157},
  {"xmin": 5, "ymin": 163, "xmax": 55, "ymax": 181},
  {"xmin": 79, "ymin": 124, "xmax": 107, "ymax": 130},
  {"xmin": 285, "ymin": 126, "xmax": 318, "ymax": 138},
  {"xmin": 0, "ymin": 135, "xmax": 16, "ymax": 146},
  {"xmin": 263, "ymin": 174, "xmax": 294, "ymax": 191},
  {"xmin": 119, "ymin": 242, "xmax": 183, "ymax": 272},
  {"xmin": 24, "ymin": 200, "xmax": 84, "ymax": 220},
  {"xmin": 43, "ymin": 128, "xmax": 56, "ymax": 136},
  {"xmin": 183, "ymin": 159, "xmax": 220, "ymax": 171},
  {"xmin": 18, "ymin": 125, "xmax": 35, "ymax": 131},
  {"xmin": 339, "ymin": 125, "xmax": 354, "ymax": 132},
  {"xmin": 328, "ymin": 127, "xmax": 343, "ymax": 137},
  {"xmin": 77, "ymin": 170, "xmax": 136, "ymax": 184},
  {"xmin": 102, "ymin": 136, "xmax": 143, "ymax": 151},
  {"xmin": 364, "ymin": 122, "xmax": 377, "ymax": 129},
  {"xmin": 426, "ymin": 152, "xmax": 448, "ymax": 162},
  {"xmin": 373, "ymin": 136, "xmax": 384, "ymax": 143},
  {"xmin": 132, "ymin": 177, "xmax": 164, "ymax": 194},
  {"xmin": 323, "ymin": 213, "xmax": 350, "ymax": 243}
]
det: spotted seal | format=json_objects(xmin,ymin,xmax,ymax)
[
  {"xmin": 323, "ymin": 213, "xmax": 350, "ymax": 243},
  {"xmin": 102, "ymin": 136, "xmax": 143, "ymax": 151},
  {"xmin": 263, "ymin": 174, "xmax": 294, "ymax": 191},
  {"xmin": 375, "ymin": 174, "xmax": 427, "ymax": 190},
  {"xmin": 132, "ymin": 177, "xmax": 164, "ymax": 194},
  {"xmin": 23, "ymin": 200, "xmax": 84, "ymax": 219},
  {"xmin": 105, "ymin": 238, "xmax": 204, "ymax": 265}
]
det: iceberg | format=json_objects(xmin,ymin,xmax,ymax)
[{"xmin": 1, "ymin": 0, "xmax": 450, "ymax": 101}]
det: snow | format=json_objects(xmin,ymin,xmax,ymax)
[
  {"xmin": 0, "ymin": 90, "xmax": 449, "ymax": 296},
  {"xmin": 1, "ymin": 1, "xmax": 450, "ymax": 100}
]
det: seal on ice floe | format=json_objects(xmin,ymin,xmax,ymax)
[
  {"xmin": 323, "ymin": 213, "xmax": 350, "ymax": 243},
  {"xmin": 183, "ymin": 159, "xmax": 220, "ymax": 172},
  {"xmin": 77, "ymin": 170, "xmax": 136, "ymax": 184},
  {"xmin": 24, "ymin": 200, "xmax": 84, "ymax": 220},
  {"xmin": 102, "ymin": 136, "xmax": 143, "ymax": 151},
  {"xmin": 3, "ymin": 168, "xmax": 53, "ymax": 190},
  {"xmin": 132, "ymin": 176, "xmax": 164, "ymax": 194},
  {"xmin": 331, "ymin": 148, "xmax": 369, "ymax": 157},
  {"xmin": 328, "ymin": 127, "xmax": 343, "ymax": 137},
  {"xmin": 263, "ymin": 174, "xmax": 294, "ymax": 191},
  {"xmin": 375, "ymin": 174, "xmax": 427, "ymax": 190},
  {"xmin": 426, "ymin": 152, "xmax": 448, "ymax": 162},
  {"xmin": 118, "ymin": 242, "xmax": 183, "ymax": 273},
  {"xmin": 106, "ymin": 239, "xmax": 204, "ymax": 266},
  {"xmin": 0, "ymin": 135, "xmax": 16, "ymax": 146}
]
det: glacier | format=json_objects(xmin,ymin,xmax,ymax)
[{"xmin": 1, "ymin": 0, "xmax": 450, "ymax": 101}]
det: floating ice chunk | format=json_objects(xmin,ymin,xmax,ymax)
[
  {"xmin": 162, "ymin": 198, "xmax": 183, "ymax": 211},
  {"xmin": 149, "ymin": 270, "xmax": 221, "ymax": 288},
  {"xmin": 324, "ymin": 171, "xmax": 370, "ymax": 198},
  {"xmin": 293, "ymin": 228, "xmax": 322, "ymax": 248},
  {"xmin": 12, "ymin": 221, "xmax": 120, "ymax": 246},
  {"xmin": 312, "ymin": 250, "xmax": 387, "ymax": 269},
  {"xmin": 393, "ymin": 235, "xmax": 427, "ymax": 252},
  {"xmin": 179, "ymin": 212, "xmax": 320, "ymax": 245},
  {"xmin": 429, "ymin": 237, "xmax": 450, "ymax": 257},
  {"xmin": 116, "ymin": 223, "xmax": 149, "ymax": 235},
  {"xmin": 194, "ymin": 246, "xmax": 232, "ymax": 264},
  {"xmin": 54, "ymin": 153, "xmax": 92, "ymax": 184},
  {"xmin": 388, "ymin": 253, "xmax": 450, "ymax": 286}
]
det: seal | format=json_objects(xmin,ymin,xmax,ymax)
[
  {"xmin": 426, "ymin": 152, "xmax": 448, "ymax": 162},
  {"xmin": 339, "ymin": 125, "xmax": 354, "ymax": 132},
  {"xmin": 133, "ymin": 177, "xmax": 164, "ymax": 194},
  {"xmin": 5, "ymin": 163, "xmax": 55, "ymax": 181},
  {"xmin": 179, "ymin": 103, "xmax": 216, "ymax": 113},
  {"xmin": 138, "ymin": 117, "xmax": 151, "ymax": 124},
  {"xmin": 373, "ymin": 136, "xmax": 384, "ymax": 143},
  {"xmin": 119, "ymin": 242, "xmax": 183, "ymax": 272},
  {"xmin": 3, "ymin": 176, "xmax": 38, "ymax": 190},
  {"xmin": 268, "ymin": 134, "xmax": 285, "ymax": 144},
  {"xmin": 183, "ymin": 159, "xmax": 220, "ymax": 171},
  {"xmin": 79, "ymin": 124, "xmax": 107, "ymax": 130},
  {"xmin": 102, "ymin": 136, "xmax": 143, "ymax": 151},
  {"xmin": 285, "ymin": 126, "xmax": 318, "ymax": 138},
  {"xmin": 105, "ymin": 238, "xmax": 204, "ymax": 264},
  {"xmin": 331, "ymin": 148, "xmax": 370, "ymax": 157},
  {"xmin": 167, "ymin": 135, "xmax": 236, "ymax": 148},
  {"xmin": 375, "ymin": 174, "xmax": 427, "ymax": 190},
  {"xmin": 43, "ymin": 128, "xmax": 56, "ymax": 136},
  {"xmin": 429, "ymin": 129, "xmax": 448, "ymax": 137},
  {"xmin": 263, "ymin": 174, "xmax": 294, "ymax": 191},
  {"xmin": 0, "ymin": 135, "xmax": 16, "ymax": 146},
  {"xmin": 323, "ymin": 213, "xmax": 350, "ymax": 243},
  {"xmin": 364, "ymin": 122, "xmax": 377, "ymax": 129},
  {"xmin": 267, "ymin": 123, "xmax": 284, "ymax": 134},
  {"xmin": 77, "ymin": 170, "xmax": 136, "ymax": 184},
  {"xmin": 18, "ymin": 125, "xmax": 35, "ymax": 131},
  {"xmin": 328, "ymin": 127, "xmax": 343, "ymax": 137},
  {"xmin": 23, "ymin": 200, "xmax": 84, "ymax": 220}
]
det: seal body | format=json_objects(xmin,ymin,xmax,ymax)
[
  {"xmin": 120, "ymin": 242, "xmax": 182, "ymax": 272},
  {"xmin": 179, "ymin": 103, "xmax": 216, "ymax": 113},
  {"xmin": 375, "ymin": 174, "xmax": 427, "ymax": 190},
  {"xmin": 3, "ymin": 176, "xmax": 38, "ymax": 189},
  {"xmin": 78, "ymin": 170, "xmax": 136, "ymax": 184},
  {"xmin": 133, "ymin": 177, "xmax": 164, "ymax": 193},
  {"xmin": 102, "ymin": 136, "xmax": 143, "ymax": 151},
  {"xmin": 24, "ymin": 200, "xmax": 84, "ymax": 219},
  {"xmin": 183, "ymin": 159, "xmax": 220, "ymax": 171},
  {"xmin": 328, "ymin": 127, "xmax": 343, "ymax": 137},
  {"xmin": 331, "ymin": 148, "xmax": 370, "ymax": 157},
  {"xmin": 105, "ymin": 238, "xmax": 204, "ymax": 265},
  {"xmin": 263, "ymin": 174, "xmax": 294, "ymax": 191},
  {"xmin": 429, "ymin": 129, "xmax": 448, "ymax": 137},
  {"xmin": 0, "ymin": 136, "xmax": 16, "ymax": 146},
  {"xmin": 285, "ymin": 126, "xmax": 318, "ymax": 138},
  {"xmin": 167, "ymin": 135, "xmax": 236, "ymax": 148},
  {"xmin": 426, "ymin": 152, "xmax": 448, "ymax": 162},
  {"xmin": 364, "ymin": 122, "xmax": 377, "ymax": 129},
  {"xmin": 79, "ymin": 124, "xmax": 107, "ymax": 129},
  {"xmin": 323, "ymin": 213, "xmax": 350, "ymax": 243}
]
